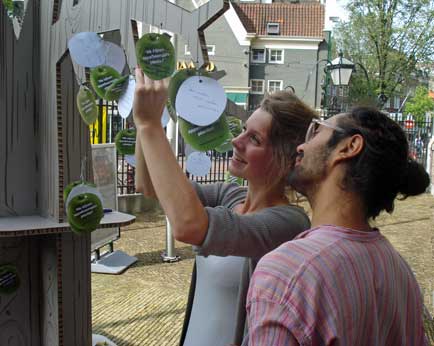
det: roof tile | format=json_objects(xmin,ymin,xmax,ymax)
[{"xmin": 232, "ymin": 2, "xmax": 325, "ymax": 38}]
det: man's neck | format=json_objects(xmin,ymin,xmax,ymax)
[{"xmin": 309, "ymin": 179, "xmax": 372, "ymax": 232}]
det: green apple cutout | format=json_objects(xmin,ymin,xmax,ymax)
[
  {"xmin": 136, "ymin": 33, "xmax": 175, "ymax": 80},
  {"xmin": 77, "ymin": 85, "xmax": 98, "ymax": 125},
  {"xmin": 215, "ymin": 133, "xmax": 234, "ymax": 153},
  {"xmin": 115, "ymin": 128, "xmax": 136, "ymax": 155},
  {"xmin": 90, "ymin": 65, "xmax": 122, "ymax": 100},
  {"xmin": 179, "ymin": 114, "xmax": 231, "ymax": 152},
  {"xmin": 227, "ymin": 116, "xmax": 243, "ymax": 137},
  {"xmin": 63, "ymin": 180, "xmax": 96, "ymax": 203},
  {"xmin": 67, "ymin": 193, "xmax": 104, "ymax": 234},
  {"xmin": 0, "ymin": 264, "xmax": 20, "ymax": 295},
  {"xmin": 215, "ymin": 115, "xmax": 243, "ymax": 153},
  {"xmin": 225, "ymin": 171, "xmax": 244, "ymax": 186},
  {"xmin": 105, "ymin": 74, "xmax": 129, "ymax": 101}
]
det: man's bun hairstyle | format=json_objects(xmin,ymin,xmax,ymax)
[{"xmin": 327, "ymin": 106, "xmax": 430, "ymax": 218}]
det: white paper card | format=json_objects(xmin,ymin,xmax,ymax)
[
  {"xmin": 176, "ymin": 76, "xmax": 227, "ymax": 126},
  {"xmin": 103, "ymin": 41, "xmax": 126, "ymax": 73},
  {"xmin": 68, "ymin": 32, "xmax": 105, "ymax": 68},
  {"xmin": 186, "ymin": 152, "xmax": 211, "ymax": 177},
  {"xmin": 65, "ymin": 184, "xmax": 103, "ymax": 212},
  {"xmin": 125, "ymin": 155, "xmax": 136, "ymax": 167},
  {"xmin": 117, "ymin": 77, "xmax": 135, "ymax": 119}
]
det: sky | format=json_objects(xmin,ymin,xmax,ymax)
[{"xmin": 324, "ymin": 0, "xmax": 349, "ymax": 30}]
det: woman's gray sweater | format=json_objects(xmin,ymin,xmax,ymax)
[{"xmin": 180, "ymin": 182, "xmax": 310, "ymax": 346}]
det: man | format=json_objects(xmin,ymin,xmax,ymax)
[{"xmin": 243, "ymin": 107, "xmax": 430, "ymax": 345}]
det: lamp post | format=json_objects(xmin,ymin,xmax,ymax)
[{"xmin": 324, "ymin": 51, "xmax": 355, "ymax": 117}]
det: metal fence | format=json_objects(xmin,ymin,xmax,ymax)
[
  {"xmin": 92, "ymin": 101, "xmax": 433, "ymax": 195},
  {"xmin": 388, "ymin": 113, "xmax": 433, "ymax": 168},
  {"xmin": 90, "ymin": 101, "xmax": 233, "ymax": 195}
]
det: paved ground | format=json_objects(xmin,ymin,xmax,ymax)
[{"xmin": 92, "ymin": 193, "xmax": 434, "ymax": 346}]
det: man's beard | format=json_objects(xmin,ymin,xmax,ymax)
[{"xmin": 288, "ymin": 146, "xmax": 330, "ymax": 198}]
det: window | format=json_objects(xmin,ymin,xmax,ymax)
[
  {"xmin": 184, "ymin": 45, "xmax": 191, "ymax": 55},
  {"xmin": 384, "ymin": 97, "xmax": 390, "ymax": 108},
  {"xmin": 394, "ymin": 96, "xmax": 401, "ymax": 109},
  {"xmin": 250, "ymin": 79, "xmax": 265, "ymax": 94},
  {"xmin": 251, "ymin": 49, "xmax": 265, "ymax": 63},
  {"xmin": 268, "ymin": 49, "xmax": 284, "ymax": 64},
  {"xmin": 266, "ymin": 23, "xmax": 280, "ymax": 35},
  {"xmin": 267, "ymin": 80, "xmax": 283, "ymax": 93},
  {"xmin": 185, "ymin": 44, "xmax": 215, "ymax": 56},
  {"xmin": 207, "ymin": 45, "xmax": 215, "ymax": 56}
]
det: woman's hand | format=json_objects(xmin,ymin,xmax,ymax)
[{"xmin": 133, "ymin": 67, "xmax": 169, "ymax": 129}]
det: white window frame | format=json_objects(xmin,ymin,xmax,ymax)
[
  {"xmin": 207, "ymin": 45, "xmax": 215, "ymax": 56},
  {"xmin": 250, "ymin": 79, "xmax": 265, "ymax": 95},
  {"xmin": 266, "ymin": 22, "xmax": 280, "ymax": 35},
  {"xmin": 268, "ymin": 49, "xmax": 284, "ymax": 64},
  {"xmin": 394, "ymin": 96, "xmax": 401, "ymax": 109},
  {"xmin": 251, "ymin": 49, "xmax": 266, "ymax": 63},
  {"xmin": 384, "ymin": 97, "xmax": 390, "ymax": 108},
  {"xmin": 185, "ymin": 44, "xmax": 215, "ymax": 56},
  {"xmin": 267, "ymin": 80, "xmax": 283, "ymax": 93},
  {"xmin": 184, "ymin": 45, "xmax": 191, "ymax": 55}
]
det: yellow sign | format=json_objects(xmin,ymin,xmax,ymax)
[
  {"xmin": 89, "ymin": 106, "xmax": 107, "ymax": 144},
  {"xmin": 177, "ymin": 61, "xmax": 216, "ymax": 72}
]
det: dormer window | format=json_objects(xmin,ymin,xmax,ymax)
[{"xmin": 266, "ymin": 22, "xmax": 280, "ymax": 35}]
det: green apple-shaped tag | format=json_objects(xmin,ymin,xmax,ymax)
[
  {"xmin": 136, "ymin": 33, "xmax": 175, "ymax": 80},
  {"xmin": 227, "ymin": 116, "xmax": 243, "ymax": 137},
  {"xmin": 77, "ymin": 85, "xmax": 98, "ymax": 125},
  {"xmin": 225, "ymin": 171, "xmax": 244, "ymax": 186},
  {"xmin": 67, "ymin": 193, "xmax": 104, "ymax": 234},
  {"xmin": 90, "ymin": 65, "xmax": 122, "ymax": 100},
  {"xmin": 215, "ymin": 133, "xmax": 234, "ymax": 153},
  {"xmin": 115, "ymin": 128, "xmax": 136, "ymax": 155},
  {"xmin": 179, "ymin": 114, "xmax": 231, "ymax": 152},
  {"xmin": 105, "ymin": 74, "xmax": 129, "ymax": 101},
  {"xmin": 63, "ymin": 180, "xmax": 96, "ymax": 203},
  {"xmin": 0, "ymin": 264, "xmax": 20, "ymax": 295}
]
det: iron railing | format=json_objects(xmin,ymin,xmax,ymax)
[{"xmin": 93, "ymin": 101, "xmax": 432, "ymax": 195}]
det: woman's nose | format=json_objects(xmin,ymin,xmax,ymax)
[{"xmin": 231, "ymin": 133, "xmax": 243, "ymax": 150}]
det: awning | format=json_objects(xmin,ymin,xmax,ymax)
[{"xmin": 226, "ymin": 93, "xmax": 248, "ymax": 104}]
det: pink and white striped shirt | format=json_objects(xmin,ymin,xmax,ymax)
[{"xmin": 244, "ymin": 225, "xmax": 428, "ymax": 346}]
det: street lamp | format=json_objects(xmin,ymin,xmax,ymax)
[
  {"xmin": 328, "ymin": 51, "xmax": 354, "ymax": 87},
  {"xmin": 323, "ymin": 51, "xmax": 373, "ymax": 116}
]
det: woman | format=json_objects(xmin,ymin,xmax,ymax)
[{"xmin": 132, "ymin": 68, "xmax": 317, "ymax": 346}]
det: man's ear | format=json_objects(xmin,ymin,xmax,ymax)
[{"xmin": 333, "ymin": 134, "xmax": 364, "ymax": 164}]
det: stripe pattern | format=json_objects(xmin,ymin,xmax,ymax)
[{"xmin": 245, "ymin": 225, "xmax": 428, "ymax": 346}]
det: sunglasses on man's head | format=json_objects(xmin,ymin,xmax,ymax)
[{"xmin": 305, "ymin": 118, "xmax": 346, "ymax": 142}]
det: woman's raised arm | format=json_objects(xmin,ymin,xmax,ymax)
[{"xmin": 133, "ymin": 68, "xmax": 209, "ymax": 245}]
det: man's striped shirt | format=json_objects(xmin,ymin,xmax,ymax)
[{"xmin": 245, "ymin": 225, "xmax": 428, "ymax": 345}]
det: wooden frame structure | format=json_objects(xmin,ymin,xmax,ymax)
[{"xmin": 0, "ymin": 0, "xmax": 229, "ymax": 345}]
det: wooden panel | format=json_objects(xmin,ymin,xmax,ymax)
[
  {"xmin": 57, "ymin": 53, "xmax": 93, "ymax": 221},
  {"xmin": 59, "ymin": 232, "xmax": 92, "ymax": 346},
  {"xmin": 0, "ymin": 0, "xmax": 39, "ymax": 217},
  {"xmin": 0, "ymin": 237, "xmax": 41, "ymax": 346},
  {"xmin": 40, "ymin": 235, "xmax": 59, "ymax": 346}
]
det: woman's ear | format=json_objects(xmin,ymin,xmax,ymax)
[{"xmin": 334, "ymin": 134, "xmax": 364, "ymax": 164}]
